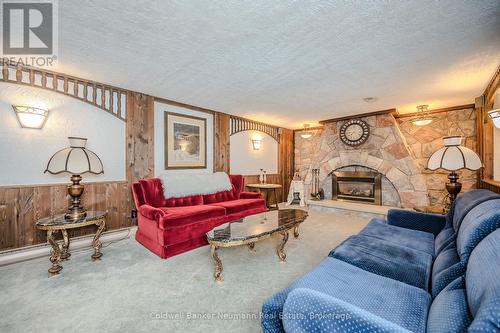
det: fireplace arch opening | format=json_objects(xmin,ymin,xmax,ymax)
[{"xmin": 324, "ymin": 165, "xmax": 401, "ymax": 207}]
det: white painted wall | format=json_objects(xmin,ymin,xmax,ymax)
[
  {"xmin": 230, "ymin": 130, "xmax": 278, "ymax": 175},
  {"xmin": 154, "ymin": 101, "xmax": 213, "ymax": 175},
  {"xmin": 0, "ymin": 83, "xmax": 125, "ymax": 186}
]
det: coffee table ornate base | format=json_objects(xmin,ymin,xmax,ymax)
[
  {"xmin": 206, "ymin": 209, "xmax": 308, "ymax": 283},
  {"xmin": 210, "ymin": 245, "xmax": 223, "ymax": 283}
]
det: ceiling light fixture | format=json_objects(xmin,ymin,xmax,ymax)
[
  {"xmin": 300, "ymin": 124, "xmax": 313, "ymax": 139},
  {"xmin": 410, "ymin": 104, "xmax": 434, "ymax": 126},
  {"xmin": 363, "ymin": 97, "xmax": 378, "ymax": 103},
  {"xmin": 12, "ymin": 105, "xmax": 49, "ymax": 129}
]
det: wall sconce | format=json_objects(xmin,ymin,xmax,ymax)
[
  {"xmin": 12, "ymin": 105, "xmax": 49, "ymax": 129},
  {"xmin": 488, "ymin": 109, "xmax": 500, "ymax": 129},
  {"xmin": 252, "ymin": 138, "xmax": 262, "ymax": 150}
]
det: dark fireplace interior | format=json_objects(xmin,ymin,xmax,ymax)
[{"xmin": 331, "ymin": 171, "xmax": 382, "ymax": 205}]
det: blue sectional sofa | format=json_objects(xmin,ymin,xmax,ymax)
[{"xmin": 261, "ymin": 189, "xmax": 500, "ymax": 332}]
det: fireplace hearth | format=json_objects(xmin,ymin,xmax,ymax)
[{"xmin": 331, "ymin": 171, "xmax": 382, "ymax": 205}]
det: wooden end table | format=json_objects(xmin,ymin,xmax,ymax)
[
  {"xmin": 36, "ymin": 211, "xmax": 107, "ymax": 276},
  {"xmin": 246, "ymin": 183, "xmax": 282, "ymax": 210}
]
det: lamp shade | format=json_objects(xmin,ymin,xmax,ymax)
[
  {"xmin": 45, "ymin": 137, "xmax": 104, "ymax": 175},
  {"xmin": 427, "ymin": 136, "xmax": 482, "ymax": 171}
]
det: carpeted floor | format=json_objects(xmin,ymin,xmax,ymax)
[{"xmin": 0, "ymin": 206, "xmax": 370, "ymax": 333}]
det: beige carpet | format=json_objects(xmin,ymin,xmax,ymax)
[{"xmin": 0, "ymin": 206, "xmax": 370, "ymax": 333}]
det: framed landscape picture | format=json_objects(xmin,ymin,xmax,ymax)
[{"xmin": 164, "ymin": 112, "xmax": 207, "ymax": 169}]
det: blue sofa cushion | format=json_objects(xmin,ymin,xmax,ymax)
[
  {"xmin": 386, "ymin": 209, "xmax": 446, "ymax": 236},
  {"xmin": 282, "ymin": 288, "xmax": 415, "ymax": 333},
  {"xmin": 359, "ymin": 219, "xmax": 434, "ymax": 256},
  {"xmin": 329, "ymin": 234, "xmax": 432, "ymax": 290},
  {"xmin": 434, "ymin": 227, "xmax": 455, "ymax": 256},
  {"xmin": 451, "ymin": 190, "xmax": 500, "ymax": 232},
  {"xmin": 456, "ymin": 199, "xmax": 500, "ymax": 261},
  {"xmin": 431, "ymin": 247, "xmax": 461, "ymax": 297},
  {"xmin": 466, "ymin": 228, "xmax": 500, "ymax": 332},
  {"xmin": 261, "ymin": 257, "xmax": 431, "ymax": 333},
  {"xmin": 426, "ymin": 277, "xmax": 472, "ymax": 333},
  {"xmin": 430, "ymin": 199, "xmax": 500, "ymax": 297}
]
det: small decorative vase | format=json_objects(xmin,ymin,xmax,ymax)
[
  {"xmin": 259, "ymin": 172, "xmax": 264, "ymax": 184},
  {"xmin": 263, "ymin": 172, "xmax": 267, "ymax": 184}
]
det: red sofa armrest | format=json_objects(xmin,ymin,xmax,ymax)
[
  {"xmin": 240, "ymin": 191, "xmax": 262, "ymax": 199},
  {"xmin": 138, "ymin": 205, "xmax": 165, "ymax": 221}
]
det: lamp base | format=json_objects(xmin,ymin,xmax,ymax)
[
  {"xmin": 445, "ymin": 171, "xmax": 462, "ymax": 207},
  {"xmin": 65, "ymin": 174, "xmax": 87, "ymax": 221}
]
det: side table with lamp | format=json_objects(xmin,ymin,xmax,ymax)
[
  {"xmin": 427, "ymin": 136, "xmax": 483, "ymax": 211},
  {"xmin": 37, "ymin": 137, "xmax": 107, "ymax": 276}
]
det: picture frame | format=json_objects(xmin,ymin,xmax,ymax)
[{"xmin": 164, "ymin": 111, "xmax": 207, "ymax": 169}]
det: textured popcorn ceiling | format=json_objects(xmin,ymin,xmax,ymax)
[{"xmin": 56, "ymin": 0, "xmax": 500, "ymax": 128}]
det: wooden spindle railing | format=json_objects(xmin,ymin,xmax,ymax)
[
  {"xmin": 0, "ymin": 61, "xmax": 127, "ymax": 121},
  {"xmin": 229, "ymin": 115, "xmax": 281, "ymax": 142}
]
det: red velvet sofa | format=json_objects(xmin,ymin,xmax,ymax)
[{"xmin": 131, "ymin": 174, "xmax": 267, "ymax": 258}]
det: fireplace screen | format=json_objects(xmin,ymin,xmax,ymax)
[{"xmin": 332, "ymin": 171, "xmax": 382, "ymax": 205}]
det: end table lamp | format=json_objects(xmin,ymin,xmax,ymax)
[
  {"xmin": 427, "ymin": 136, "xmax": 482, "ymax": 204},
  {"xmin": 45, "ymin": 137, "xmax": 104, "ymax": 220}
]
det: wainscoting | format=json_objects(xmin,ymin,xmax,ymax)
[{"xmin": 0, "ymin": 181, "xmax": 131, "ymax": 250}]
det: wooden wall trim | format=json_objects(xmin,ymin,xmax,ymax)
[
  {"xmin": 154, "ymin": 96, "xmax": 216, "ymax": 115},
  {"xmin": 230, "ymin": 115, "xmax": 281, "ymax": 142},
  {"xmin": 476, "ymin": 65, "xmax": 500, "ymax": 192},
  {"xmin": 319, "ymin": 108, "xmax": 396, "ymax": 124},
  {"xmin": 394, "ymin": 104, "xmax": 475, "ymax": 118},
  {"xmin": 0, "ymin": 61, "xmax": 127, "ymax": 121}
]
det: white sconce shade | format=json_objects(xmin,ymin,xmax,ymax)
[
  {"xmin": 488, "ymin": 109, "xmax": 500, "ymax": 129},
  {"xmin": 427, "ymin": 136, "xmax": 482, "ymax": 171},
  {"xmin": 252, "ymin": 139, "xmax": 262, "ymax": 150},
  {"xmin": 12, "ymin": 105, "xmax": 49, "ymax": 129},
  {"xmin": 45, "ymin": 137, "xmax": 104, "ymax": 175}
]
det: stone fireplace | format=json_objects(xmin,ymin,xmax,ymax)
[
  {"xmin": 294, "ymin": 107, "xmax": 478, "ymax": 212},
  {"xmin": 332, "ymin": 170, "xmax": 382, "ymax": 205}
]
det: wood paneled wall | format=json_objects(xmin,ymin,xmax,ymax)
[
  {"xmin": 477, "ymin": 66, "xmax": 500, "ymax": 193},
  {"xmin": 214, "ymin": 113, "xmax": 231, "ymax": 173},
  {"xmin": 278, "ymin": 128, "xmax": 295, "ymax": 203},
  {"xmin": 0, "ymin": 181, "xmax": 129, "ymax": 250},
  {"xmin": 126, "ymin": 92, "xmax": 155, "ymax": 183}
]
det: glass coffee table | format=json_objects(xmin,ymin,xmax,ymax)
[{"xmin": 206, "ymin": 209, "xmax": 308, "ymax": 282}]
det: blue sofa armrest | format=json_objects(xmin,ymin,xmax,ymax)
[
  {"xmin": 282, "ymin": 288, "xmax": 412, "ymax": 333},
  {"xmin": 387, "ymin": 209, "xmax": 446, "ymax": 236}
]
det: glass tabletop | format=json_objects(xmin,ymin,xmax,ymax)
[
  {"xmin": 206, "ymin": 209, "xmax": 308, "ymax": 243},
  {"xmin": 36, "ymin": 211, "xmax": 107, "ymax": 227}
]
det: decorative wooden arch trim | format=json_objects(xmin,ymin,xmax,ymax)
[
  {"xmin": 230, "ymin": 115, "xmax": 281, "ymax": 142},
  {"xmin": 0, "ymin": 61, "xmax": 127, "ymax": 121}
]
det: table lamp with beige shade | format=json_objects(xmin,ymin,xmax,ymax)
[
  {"xmin": 427, "ymin": 136, "xmax": 482, "ymax": 206},
  {"xmin": 44, "ymin": 137, "xmax": 104, "ymax": 220}
]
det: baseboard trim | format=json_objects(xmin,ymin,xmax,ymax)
[{"xmin": 0, "ymin": 227, "xmax": 135, "ymax": 267}]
